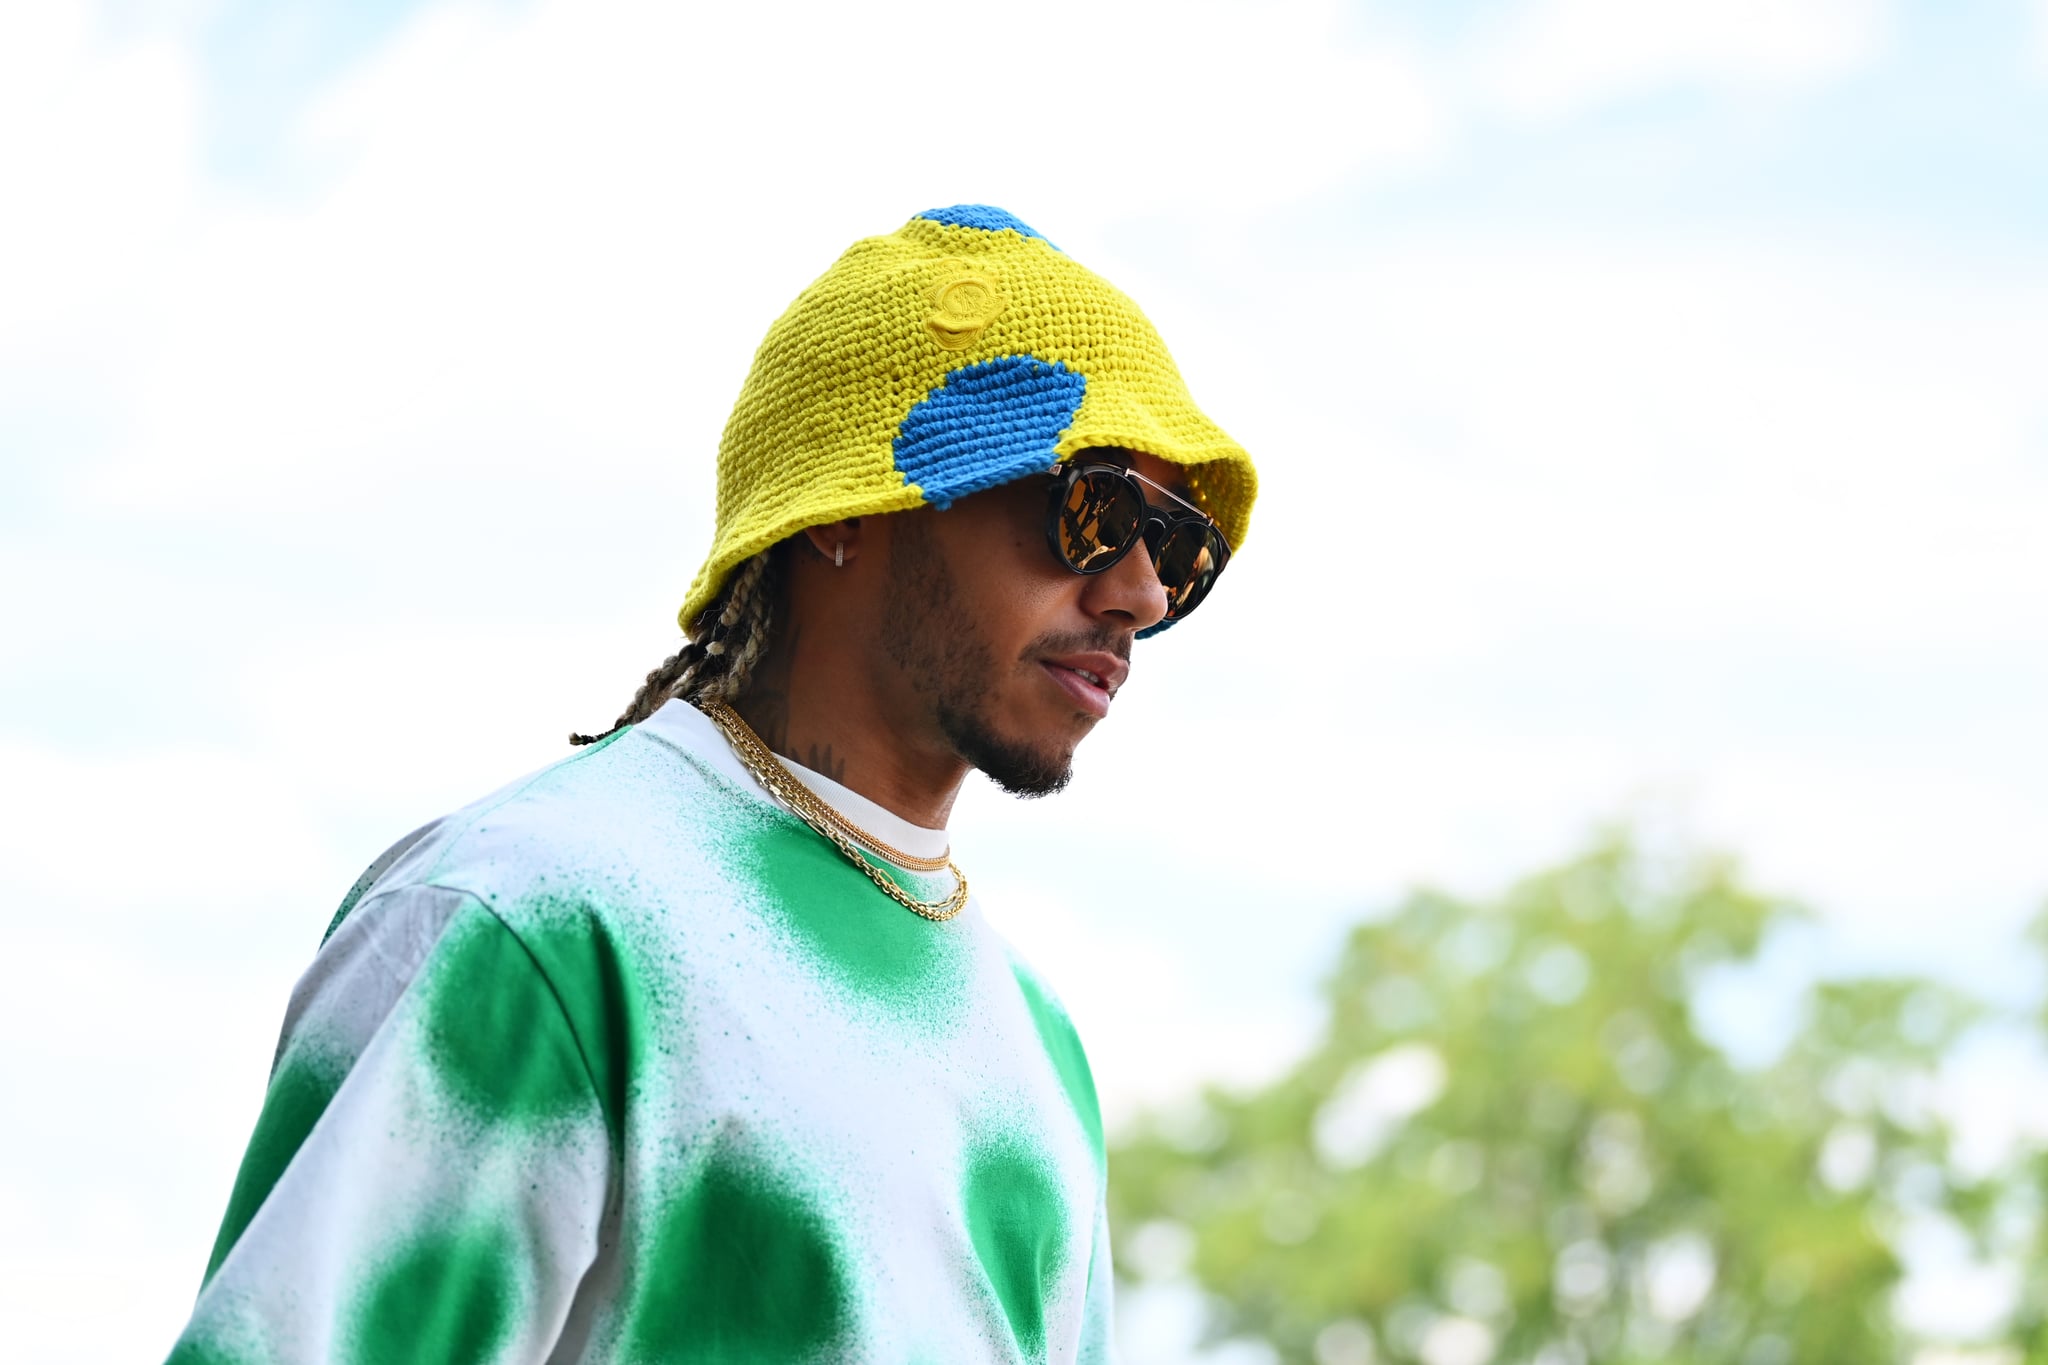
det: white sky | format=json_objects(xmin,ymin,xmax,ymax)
[{"xmin": 3, "ymin": 0, "xmax": 2046, "ymax": 1360}]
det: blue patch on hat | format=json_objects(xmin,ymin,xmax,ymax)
[
  {"xmin": 915, "ymin": 205, "xmax": 1061, "ymax": 251},
  {"xmin": 893, "ymin": 357, "xmax": 1087, "ymax": 509}
]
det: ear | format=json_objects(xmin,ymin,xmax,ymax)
[{"xmin": 801, "ymin": 518, "xmax": 863, "ymax": 566}]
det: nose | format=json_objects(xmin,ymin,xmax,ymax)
[{"xmin": 1078, "ymin": 538, "xmax": 1170, "ymax": 632}]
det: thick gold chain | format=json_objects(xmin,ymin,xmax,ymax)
[{"xmin": 699, "ymin": 701, "xmax": 970, "ymax": 922}]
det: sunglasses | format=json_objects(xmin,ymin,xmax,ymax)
[{"xmin": 1044, "ymin": 462, "xmax": 1232, "ymax": 624}]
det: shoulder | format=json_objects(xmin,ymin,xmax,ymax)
[
  {"xmin": 303, "ymin": 703, "xmax": 768, "ymax": 1132},
  {"xmin": 303, "ymin": 706, "xmax": 786, "ymax": 1066},
  {"xmin": 337, "ymin": 704, "xmax": 762, "ymax": 928}
]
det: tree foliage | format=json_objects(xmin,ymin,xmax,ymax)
[{"xmin": 1109, "ymin": 838, "xmax": 1991, "ymax": 1365}]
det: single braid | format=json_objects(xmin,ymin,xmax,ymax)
[
  {"xmin": 696, "ymin": 552, "xmax": 777, "ymax": 704},
  {"xmin": 568, "ymin": 549, "xmax": 780, "ymax": 745}
]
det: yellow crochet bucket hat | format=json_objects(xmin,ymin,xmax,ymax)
[{"xmin": 679, "ymin": 205, "xmax": 1258, "ymax": 631}]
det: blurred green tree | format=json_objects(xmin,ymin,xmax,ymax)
[{"xmin": 1109, "ymin": 837, "xmax": 1986, "ymax": 1365}]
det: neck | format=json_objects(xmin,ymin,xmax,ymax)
[{"xmin": 731, "ymin": 623, "xmax": 968, "ymax": 830}]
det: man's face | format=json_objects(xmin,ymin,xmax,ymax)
[{"xmin": 876, "ymin": 450, "xmax": 1187, "ymax": 796}]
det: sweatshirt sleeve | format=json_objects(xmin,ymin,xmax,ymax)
[
  {"xmin": 166, "ymin": 885, "xmax": 614, "ymax": 1365},
  {"xmin": 1076, "ymin": 1200, "xmax": 1120, "ymax": 1365}
]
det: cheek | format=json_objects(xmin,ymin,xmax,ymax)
[{"xmin": 941, "ymin": 511, "xmax": 1080, "ymax": 642}]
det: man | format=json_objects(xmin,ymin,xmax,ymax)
[{"xmin": 168, "ymin": 205, "xmax": 1257, "ymax": 1364}]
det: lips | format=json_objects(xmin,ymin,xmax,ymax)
[{"xmin": 1039, "ymin": 650, "xmax": 1129, "ymax": 719}]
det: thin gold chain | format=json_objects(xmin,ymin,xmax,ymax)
[{"xmin": 699, "ymin": 701, "xmax": 969, "ymax": 922}]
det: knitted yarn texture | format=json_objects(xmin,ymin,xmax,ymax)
[{"xmin": 678, "ymin": 205, "xmax": 1258, "ymax": 631}]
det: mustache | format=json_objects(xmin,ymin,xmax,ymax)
[{"xmin": 1019, "ymin": 628, "xmax": 1133, "ymax": 665}]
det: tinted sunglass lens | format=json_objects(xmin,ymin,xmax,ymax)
[
  {"xmin": 1057, "ymin": 471, "xmax": 1145, "ymax": 572},
  {"xmin": 1153, "ymin": 521, "xmax": 1225, "ymax": 619}
]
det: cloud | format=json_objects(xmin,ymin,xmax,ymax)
[
  {"xmin": 40, "ymin": 0, "xmax": 1444, "ymax": 550},
  {"xmin": 0, "ymin": 5, "xmax": 198, "ymax": 468},
  {"xmin": 1475, "ymin": 0, "xmax": 1892, "ymax": 120},
  {"xmin": 304, "ymin": 0, "xmax": 1446, "ymax": 219},
  {"xmin": 0, "ymin": 741, "xmax": 333, "ymax": 916},
  {"xmin": 0, "ymin": 8, "xmax": 197, "ymax": 325}
]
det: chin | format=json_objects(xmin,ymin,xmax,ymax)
[{"xmin": 937, "ymin": 702, "xmax": 1077, "ymax": 798}]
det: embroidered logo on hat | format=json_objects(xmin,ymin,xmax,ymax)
[{"xmin": 924, "ymin": 262, "xmax": 1005, "ymax": 350}]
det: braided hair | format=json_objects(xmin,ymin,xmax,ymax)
[{"xmin": 568, "ymin": 549, "xmax": 780, "ymax": 746}]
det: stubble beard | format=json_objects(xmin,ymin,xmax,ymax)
[{"xmin": 879, "ymin": 521, "xmax": 1082, "ymax": 798}]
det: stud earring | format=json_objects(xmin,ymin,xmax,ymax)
[{"xmin": 834, "ymin": 543, "xmax": 845, "ymax": 568}]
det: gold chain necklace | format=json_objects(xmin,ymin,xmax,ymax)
[
  {"xmin": 723, "ymin": 720, "xmax": 954, "ymax": 872},
  {"xmin": 708, "ymin": 707, "xmax": 952, "ymax": 872},
  {"xmin": 699, "ymin": 701, "xmax": 970, "ymax": 922}
]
